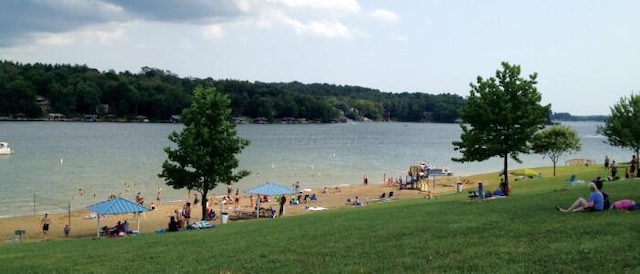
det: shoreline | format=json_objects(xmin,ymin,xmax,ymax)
[{"xmin": 0, "ymin": 177, "xmax": 480, "ymax": 244}]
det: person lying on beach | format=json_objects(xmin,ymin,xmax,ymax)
[{"xmin": 556, "ymin": 182, "xmax": 604, "ymax": 212}]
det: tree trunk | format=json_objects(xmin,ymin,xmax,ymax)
[
  {"xmin": 200, "ymin": 190, "xmax": 208, "ymax": 221},
  {"xmin": 201, "ymin": 182, "xmax": 209, "ymax": 221},
  {"xmin": 502, "ymin": 154, "xmax": 510, "ymax": 196},
  {"xmin": 636, "ymin": 150, "xmax": 640, "ymax": 178}
]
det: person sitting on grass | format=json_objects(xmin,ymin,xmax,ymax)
[
  {"xmin": 592, "ymin": 177, "xmax": 610, "ymax": 210},
  {"xmin": 556, "ymin": 182, "xmax": 604, "ymax": 212},
  {"xmin": 346, "ymin": 196, "xmax": 363, "ymax": 206}
]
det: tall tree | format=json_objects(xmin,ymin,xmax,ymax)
[
  {"xmin": 159, "ymin": 87, "xmax": 250, "ymax": 221},
  {"xmin": 531, "ymin": 125, "xmax": 582, "ymax": 176},
  {"xmin": 597, "ymin": 94, "xmax": 640, "ymax": 160},
  {"xmin": 452, "ymin": 62, "xmax": 551, "ymax": 195}
]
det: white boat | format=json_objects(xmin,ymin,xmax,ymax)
[
  {"xmin": 427, "ymin": 166, "xmax": 453, "ymax": 176},
  {"xmin": 0, "ymin": 142, "xmax": 14, "ymax": 155}
]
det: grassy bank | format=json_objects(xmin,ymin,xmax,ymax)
[{"xmin": 1, "ymin": 165, "xmax": 639, "ymax": 273}]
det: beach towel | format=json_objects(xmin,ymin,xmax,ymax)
[
  {"xmin": 304, "ymin": 206, "xmax": 328, "ymax": 211},
  {"xmin": 84, "ymin": 213, "xmax": 106, "ymax": 219},
  {"xmin": 190, "ymin": 220, "xmax": 215, "ymax": 229}
]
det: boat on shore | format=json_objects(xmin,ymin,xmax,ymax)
[
  {"xmin": 428, "ymin": 166, "xmax": 454, "ymax": 176},
  {"xmin": 0, "ymin": 142, "xmax": 14, "ymax": 155}
]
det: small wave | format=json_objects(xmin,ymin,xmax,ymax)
[
  {"xmin": 0, "ymin": 215, "xmax": 13, "ymax": 219},
  {"xmin": 583, "ymin": 134, "xmax": 605, "ymax": 138}
]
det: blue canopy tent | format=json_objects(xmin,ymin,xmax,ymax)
[
  {"xmin": 244, "ymin": 182, "xmax": 295, "ymax": 218},
  {"xmin": 87, "ymin": 197, "xmax": 150, "ymax": 238}
]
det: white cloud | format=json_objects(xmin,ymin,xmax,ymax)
[
  {"xmin": 278, "ymin": 14, "xmax": 360, "ymax": 39},
  {"xmin": 32, "ymin": 22, "xmax": 127, "ymax": 47},
  {"xmin": 35, "ymin": 33, "xmax": 75, "ymax": 46},
  {"xmin": 272, "ymin": 0, "xmax": 362, "ymax": 13},
  {"xmin": 202, "ymin": 24, "xmax": 225, "ymax": 40},
  {"xmin": 79, "ymin": 24, "xmax": 127, "ymax": 45},
  {"xmin": 243, "ymin": 4, "xmax": 363, "ymax": 39},
  {"xmin": 370, "ymin": 9, "xmax": 399, "ymax": 23}
]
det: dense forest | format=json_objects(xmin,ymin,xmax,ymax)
[
  {"xmin": 0, "ymin": 61, "xmax": 467, "ymax": 123},
  {"xmin": 0, "ymin": 61, "xmax": 603, "ymax": 123}
]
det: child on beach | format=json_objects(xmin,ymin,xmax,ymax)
[
  {"xmin": 41, "ymin": 213, "xmax": 50, "ymax": 235},
  {"xmin": 63, "ymin": 224, "xmax": 70, "ymax": 237},
  {"xmin": 182, "ymin": 202, "xmax": 191, "ymax": 226}
]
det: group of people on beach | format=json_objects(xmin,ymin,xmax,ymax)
[
  {"xmin": 101, "ymin": 220, "xmax": 131, "ymax": 236},
  {"xmin": 167, "ymin": 201, "xmax": 192, "ymax": 232}
]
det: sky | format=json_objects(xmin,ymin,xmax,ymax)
[{"xmin": 1, "ymin": 0, "xmax": 639, "ymax": 116}]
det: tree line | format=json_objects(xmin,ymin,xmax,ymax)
[{"xmin": 0, "ymin": 61, "xmax": 466, "ymax": 123}]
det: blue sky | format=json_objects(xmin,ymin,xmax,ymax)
[{"xmin": 1, "ymin": 0, "xmax": 638, "ymax": 115}]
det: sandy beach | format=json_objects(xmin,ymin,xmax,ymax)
[{"xmin": 0, "ymin": 177, "xmax": 477, "ymax": 244}]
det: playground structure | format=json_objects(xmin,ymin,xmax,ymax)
[
  {"xmin": 406, "ymin": 162, "xmax": 430, "ymax": 192},
  {"xmin": 404, "ymin": 162, "xmax": 454, "ymax": 191}
]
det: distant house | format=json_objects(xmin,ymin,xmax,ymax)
[
  {"xmin": 170, "ymin": 115, "xmax": 181, "ymax": 123},
  {"xmin": 84, "ymin": 114, "xmax": 98, "ymax": 122},
  {"xmin": 280, "ymin": 117, "xmax": 295, "ymax": 124},
  {"xmin": 253, "ymin": 117, "xmax": 268, "ymax": 124},
  {"xmin": 48, "ymin": 113, "xmax": 65, "ymax": 121},
  {"xmin": 232, "ymin": 117, "xmax": 247, "ymax": 124},
  {"xmin": 135, "ymin": 115, "xmax": 149, "ymax": 123}
]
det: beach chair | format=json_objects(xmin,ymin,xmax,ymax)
[
  {"xmin": 207, "ymin": 209, "xmax": 217, "ymax": 220},
  {"xmin": 566, "ymin": 174, "xmax": 585, "ymax": 186},
  {"xmin": 388, "ymin": 191, "xmax": 394, "ymax": 198},
  {"xmin": 468, "ymin": 183, "xmax": 484, "ymax": 202},
  {"xmin": 379, "ymin": 192, "xmax": 386, "ymax": 199}
]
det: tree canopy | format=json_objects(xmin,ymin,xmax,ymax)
[
  {"xmin": 597, "ymin": 94, "xmax": 640, "ymax": 157},
  {"xmin": 0, "ymin": 61, "xmax": 465, "ymax": 123},
  {"xmin": 452, "ymin": 62, "xmax": 551, "ymax": 194},
  {"xmin": 531, "ymin": 125, "xmax": 582, "ymax": 176},
  {"xmin": 158, "ymin": 87, "xmax": 250, "ymax": 221}
]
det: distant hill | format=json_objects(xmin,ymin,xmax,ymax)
[{"xmin": 551, "ymin": 112, "xmax": 607, "ymax": 122}]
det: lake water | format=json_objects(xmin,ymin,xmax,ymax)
[{"xmin": 0, "ymin": 121, "xmax": 629, "ymax": 218}]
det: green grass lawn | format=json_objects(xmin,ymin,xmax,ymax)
[{"xmin": 1, "ymin": 165, "xmax": 639, "ymax": 273}]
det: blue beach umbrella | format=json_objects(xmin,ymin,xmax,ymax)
[
  {"xmin": 244, "ymin": 182, "xmax": 296, "ymax": 196},
  {"xmin": 244, "ymin": 182, "xmax": 295, "ymax": 218},
  {"xmin": 87, "ymin": 197, "xmax": 149, "ymax": 238}
]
